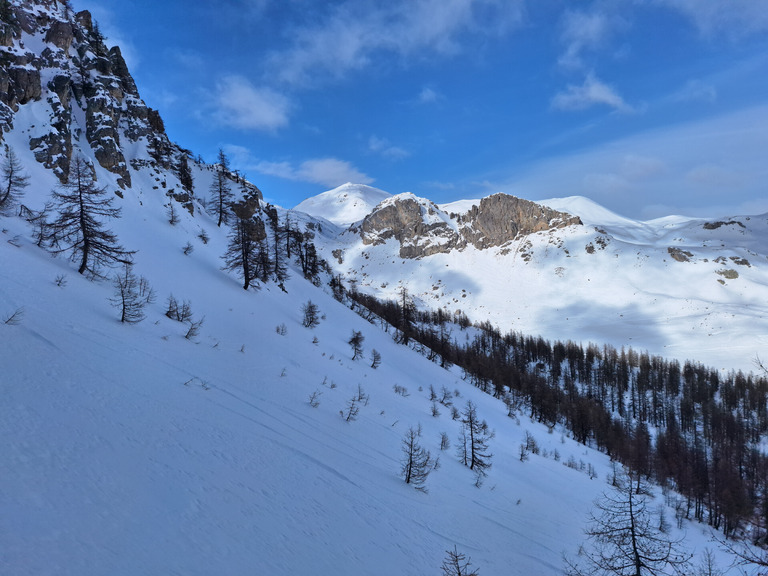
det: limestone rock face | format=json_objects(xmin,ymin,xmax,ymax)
[
  {"xmin": 3, "ymin": 64, "xmax": 42, "ymax": 107},
  {"xmin": 359, "ymin": 192, "xmax": 582, "ymax": 258},
  {"xmin": 360, "ymin": 195, "xmax": 457, "ymax": 258},
  {"xmin": 44, "ymin": 19, "xmax": 73, "ymax": 50},
  {"xmin": 0, "ymin": 0, "xmax": 176, "ymax": 188},
  {"xmin": 457, "ymin": 194, "xmax": 582, "ymax": 250}
]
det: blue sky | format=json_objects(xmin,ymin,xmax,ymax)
[{"xmin": 77, "ymin": 0, "xmax": 768, "ymax": 219}]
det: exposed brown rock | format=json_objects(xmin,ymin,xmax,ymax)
[
  {"xmin": 360, "ymin": 196, "xmax": 456, "ymax": 258},
  {"xmin": 458, "ymin": 194, "xmax": 582, "ymax": 250},
  {"xmin": 44, "ymin": 19, "xmax": 73, "ymax": 50},
  {"xmin": 668, "ymin": 247, "xmax": 694, "ymax": 262},
  {"xmin": 359, "ymin": 193, "xmax": 582, "ymax": 259},
  {"xmin": 74, "ymin": 10, "xmax": 92, "ymax": 32}
]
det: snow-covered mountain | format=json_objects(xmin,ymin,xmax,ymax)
[
  {"xmin": 297, "ymin": 187, "xmax": 768, "ymax": 372},
  {"xmin": 1, "ymin": 2, "xmax": 763, "ymax": 575},
  {"xmin": 294, "ymin": 182, "xmax": 392, "ymax": 227}
]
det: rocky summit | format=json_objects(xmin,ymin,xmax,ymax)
[{"xmin": 357, "ymin": 191, "xmax": 582, "ymax": 259}]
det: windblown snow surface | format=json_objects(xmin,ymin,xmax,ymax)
[{"xmin": 1, "ymin": 149, "xmax": 724, "ymax": 574}]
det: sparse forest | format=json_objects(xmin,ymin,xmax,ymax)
[{"xmin": 343, "ymin": 284, "xmax": 768, "ymax": 544}]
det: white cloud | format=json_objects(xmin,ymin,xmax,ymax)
[
  {"xmin": 418, "ymin": 87, "xmax": 441, "ymax": 104},
  {"xmin": 168, "ymin": 48, "xmax": 206, "ymax": 71},
  {"xmin": 368, "ymin": 136, "xmax": 410, "ymax": 160},
  {"xmin": 494, "ymin": 104, "xmax": 768, "ymax": 219},
  {"xmin": 255, "ymin": 158, "xmax": 374, "ymax": 188},
  {"xmin": 267, "ymin": 0, "xmax": 524, "ymax": 86},
  {"xmin": 652, "ymin": 0, "xmax": 768, "ymax": 36},
  {"xmin": 424, "ymin": 181, "xmax": 456, "ymax": 191},
  {"xmin": 685, "ymin": 164, "xmax": 746, "ymax": 189},
  {"xmin": 672, "ymin": 79, "xmax": 717, "ymax": 104},
  {"xmin": 221, "ymin": 144, "xmax": 255, "ymax": 168},
  {"xmin": 558, "ymin": 10, "xmax": 613, "ymax": 69},
  {"xmin": 551, "ymin": 73, "xmax": 633, "ymax": 112},
  {"xmin": 620, "ymin": 154, "xmax": 666, "ymax": 180},
  {"xmin": 212, "ymin": 75, "xmax": 291, "ymax": 132}
]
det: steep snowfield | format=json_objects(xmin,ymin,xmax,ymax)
[
  {"xmin": 294, "ymin": 183, "xmax": 392, "ymax": 227},
  {"xmin": 301, "ymin": 188, "xmax": 768, "ymax": 372},
  {"xmin": 1, "ymin": 163, "xmax": 722, "ymax": 575}
]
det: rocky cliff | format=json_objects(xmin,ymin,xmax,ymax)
[
  {"xmin": 454, "ymin": 193, "xmax": 582, "ymax": 250},
  {"xmin": 357, "ymin": 192, "xmax": 582, "ymax": 258},
  {"xmin": 0, "ymin": 0, "xmax": 256, "ymax": 214}
]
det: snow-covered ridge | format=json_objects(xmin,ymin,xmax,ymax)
[
  {"xmin": 294, "ymin": 182, "xmax": 391, "ymax": 227},
  {"xmin": 298, "ymin": 185, "xmax": 768, "ymax": 372}
]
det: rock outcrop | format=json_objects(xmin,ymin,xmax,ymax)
[
  {"xmin": 0, "ymin": 0, "xmax": 181, "ymax": 189},
  {"xmin": 359, "ymin": 195, "xmax": 456, "ymax": 258},
  {"xmin": 358, "ymin": 192, "xmax": 582, "ymax": 258},
  {"xmin": 456, "ymin": 194, "xmax": 582, "ymax": 250}
]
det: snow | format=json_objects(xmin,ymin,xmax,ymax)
[
  {"xmin": 537, "ymin": 195, "xmax": 644, "ymax": 228},
  {"xmin": 0, "ymin": 164, "xmax": 725, "ymax": 575},
  {"xmin": 439, "ymin": 198, "xmax": 481, "ymax": 215},
  {"xmin": 300, "ymin": 187, "xmax": 768, "ymax": 372},
  {"xmin": 0, "ymin": 9, "xmax": 745, "ymax": 572},
  {"xmin": 294, "ymin": 183, "xmax": 391, "ymax": 227}
]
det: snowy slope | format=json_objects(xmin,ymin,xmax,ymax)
[
  {"xmin": 301, "ymin": 188, "xmax": 768, "ymax": 372},
  {"xmin": 1, "ymin": 184, "xmax": 724, "ymax": 575},
  {"xmin": 294, "ymin": 183, "xmax": 392, "ymax": 227},
  {"xmin": 0, "ymin": 3, "xmax": 748, "ymax": 573}
]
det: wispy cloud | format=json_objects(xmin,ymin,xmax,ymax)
[
  {"xmin": 211, "ymin": 75, "xmax": 291, "ymax": 132},
  {"xmin": 671, "ymin": 79, "xmax": 717, "ymax": 104},
  {"xmin": 551, "ymin": 73, "xmax": 633, "ymax": 112},
  {"xmin": 255, "ymin": 158, "xmax": 374, "ymax": 188},
  {"xmin": 418, "ymin": 87, "xmax": 441, "ymax": 104},
  {"xmin": 652, "ymin": 0, "xmax": 768, "ymax": 36},
  {"xmin": 368, "ymin": 136, "xmax": 410, "ymax": 160},
  {"xmin": 558, "ymin": 10, "xmax": 615, "ymax": 69},
  {"xmin": 167, "ymin": 48, "xmax": 206, "ymax": 71},
  {"xmin": 266, "ymin": 0, "xmax": 524, "ymax": 86},
  {"xmin": 494, "ymin": 105, "xmax": 768, "ymax": 219}
]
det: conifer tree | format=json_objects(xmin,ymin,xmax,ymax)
[
  {"xmin": 223, "ymin": 209, "xmax": 262, "ymax": 290},
  {"xmin": 301, "ymin": 300, "xmax": 320, "ymax": 328},
  {"xmin": 565, "ymin": 471, "xmax": 691, "ymax": 576},
  {"xmin": 370, "ymin": 349, "xmax": 381, "ymax": 369},
  {"xmin": 441, "ymin": 546, "xmax": 480, "ymax": 576},
  {"xmin": 0, "ymin": 145, "xmax": 29, "ymax": 215},
  {"xmin": 177, "ymin": 153, "xmax": 194, "ymax": 192},
  {"xmin": 457, "ymin": 400, "xmax": 492, "ymax": 481},
  {"xmin": 110, "ymin": 264, "xmax": 154, "ymax": 323},
  {"xmin": 400, "ymin": 426, "xmax": 434, "ymax": 492},
  {"xmin": 210, "ymin": 148, "xmax": 233, "ymax": 227},
  {"xmin": 50, "ymin": 156, "xmax": 133, "ymax": 277},
  {"xmin": 348, "ymin": 330, "xmax": 365, "ymax": 360}
]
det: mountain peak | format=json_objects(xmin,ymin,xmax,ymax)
[{"xmin": 294, "ymin": 182, "xmax": 391, "ymax": 227}]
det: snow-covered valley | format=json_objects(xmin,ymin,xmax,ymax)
[
  {"xmin": 1, "ymin": 2, "xmax": 766, "ymax": 574},
  {"xmin": 0, "ymin": 189, "xmax": 727, "ymax": 575}
]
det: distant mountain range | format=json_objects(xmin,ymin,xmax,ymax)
[{"xmin": 295, "ymin": 183, "xmax": 768, "ymax": 372}]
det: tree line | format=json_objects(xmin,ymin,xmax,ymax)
[{"xmin": 343, "ymin": 284, "xmax": 768, "ymax": 544}]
